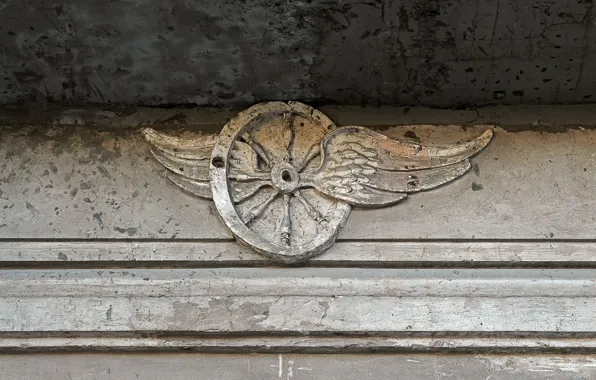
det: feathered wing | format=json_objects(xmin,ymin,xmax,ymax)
[
  {"xmin": 310, "ymin": 127, "xmax": 493, "ymax": 207},
  {"xmin": 142, "ymin": 128, "xmax": 216, "ymax": 199}
]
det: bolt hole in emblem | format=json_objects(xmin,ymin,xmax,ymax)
[
  {"xmin": 281, "ymin": 170, "xmax": 292, "ymax": 182},
  {"xmin": 211, "ymin": 156, "xmax": 225, "ymax": 168},
  {"xmin": 143, "ymin": 101, "xmax": 493, "ymax": 264}
]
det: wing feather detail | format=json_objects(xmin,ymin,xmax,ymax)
[
  {"xmin": 151, "ymin": 148, "xmax": 210, "ymax": 180},
  {"xmin": 167, "ymin": 173, "xmax": 212, "ymax": 199},
  {"xmin": 142, "ymin": 128, "xmax": 215, "ymax": 199},
  {"xmin": 323, "ymin": 186, "xmax": 407, "ymax": 206},
  {"xmin": 368, "ymin": 161, "xmax": 472, "ymax": 193},
  {"xmin": 142, "ymin": 128, "xmax": 216, "ymax": 159},
  {"xmin": 230, "ymin": 140, "xmax": 259, "ymax": 173},
  {"xmin": 311, "ymin": 127, "xmax": 493, "ymax": 207}
]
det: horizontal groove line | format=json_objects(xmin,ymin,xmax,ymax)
[
  {"xmin": 3, "ymin": 331, "xmax": 596, "ymax": 338},
  {"xmin": 4, "ymin": 334, "xmax": 596, "ymax": 354},
  {"xmin": 0, "ymin": 238, "xmax": 235, "ymax": 243},
  {"xmin": 2, "ymin": 238, "xmax": 596, "ymax": 243},
  {"xmin": 2, "ymin": 262, "xmax": 596, "ymax": 270},
  {"xmin": 2, "ymin": 240, "xmax": 596, "ymax": 269}
]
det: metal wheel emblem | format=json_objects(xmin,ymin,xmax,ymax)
[
  {"xmin": 209, "ymin": 102, "xmax": 351, "ymax": 263},
  {"xmin": 143, "ymin": 101, "xmax": 493, "ymax": 264}
]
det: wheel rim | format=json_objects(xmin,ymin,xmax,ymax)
[{"xmin": 210, "ymin": 101, "xmax": 351, "ymax": 263}]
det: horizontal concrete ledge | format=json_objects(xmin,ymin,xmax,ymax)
[
  {"xmin": 2, "ymin": 295, "xmax": 595, "ymax": 333},
  {"xmin": 3, "ymin": 268, "xmax": 595, "ymax": 297},
  {"xmin": 1, "ymin": 104, "xmax": 596, "ymax": 130},
  {"xmin": 3, "ymin": 257, "xmax": 595, "ymax": 353},
  {"xmin": 3, "ymin": 336, "xmax": 596, "ymax": 354},
  {"xmin": 2, "ymin": 241, "xmax": 596, "ymax": 268},
  {"xmin": 2, "ymin": 353, "xmax": 596, "ymax": 380}
]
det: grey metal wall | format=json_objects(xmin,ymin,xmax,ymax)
[{"xmin": 0, "ymin": 0, "xmax": 595, "ymax": 107}]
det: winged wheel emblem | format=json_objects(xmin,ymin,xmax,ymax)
[{"xmin": 143, "ymin": 101, "xmax": 493, "ymax": 263}]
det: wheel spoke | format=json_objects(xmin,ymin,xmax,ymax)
[
  {"xmin": 244, "ymin": 191, "xmax": 279, "ymax": 224},
  {"xmin": 297, "ymin": 144, "xmax": 321, "ymax": 172},
  {"xmin": 241, "ymin": 133, "xmax": 274, "ymax": 168},
  {"xmin": 228, "ymin": 169, "xmax": 270, "ymax": 182},
  {"xmin": 280, "ymin": 194, "xmax": 291, "ymax": 246},
  {"xmin": 232, "ymin": 180, "xmax": 272, "ymax": 203},
  {"xmin": 282, "ymin": 112, "xmax": 295, "ymax": 164},
  {"xmin": 294, "ymin": 190, "xmax": 327, "ymax": 224}
]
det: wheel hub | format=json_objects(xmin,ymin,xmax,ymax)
[{"xmin": 270, "ymin": 162, "xmax": 300, "ymax": 193}]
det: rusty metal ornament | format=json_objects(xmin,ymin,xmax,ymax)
[{"xmin": 143, "ymin": 101, "xmax": 493, "ymax": 264}]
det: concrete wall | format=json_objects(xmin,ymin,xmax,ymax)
[
  {"xmin": 2, "ymin": 354, "xmax": 596, "ymax": 380},
  {"xmin": 1, "ymin": 0, "xmax": 595, "ymax": 107},
  {"xmin": 2, "ymin": 106, "xmax": 596, "ymax": 359}
]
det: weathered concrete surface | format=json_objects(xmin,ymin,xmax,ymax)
[
  {"xmin": 6, "ymin": 241, "xmax": 596, "ymax": 267},
  {"xmin": 1, "ymin": 354, "xmax": 596, "ymax": 379},
  {"xmin": 1, "ymin": 105, "xmax": 596, "ymax": 357},
  {"xmin": 1, "ymin": 106, "xmax": 595, "ymax": 239},
  {"xmin": 0, "ymin": 0, "xmax": 595, "ymax": 107},
  {"xmin": 2, "ymin": 268, "xmax": 596, "ymax": 338}
]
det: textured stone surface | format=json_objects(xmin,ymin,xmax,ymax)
[
  {"xmin": 1, "ymin": 121, "xmax": 595, "ymax": 240},
  {"xmin": 2, "ymin": 354, "xmax": 596, "ymax": 380},
  {"xmin": 2, "ymin": 106, "xmax": 596, "ymax": 360},
  {"xmin": 0, "ymin": 0, "xmax": 595, "ymax": 107}
]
